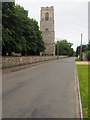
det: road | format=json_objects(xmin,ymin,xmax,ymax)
[{"xmin": 2, "ymin": 57, "xmax": 79, "ymax": 118}]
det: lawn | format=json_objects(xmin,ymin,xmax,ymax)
[
  {"xmin": 75, "ymin": 58, "xmax": 82, "ymax": 61},
  {"xmin": 77, "ymin": 65, "xmax": 88, "ymax": 118}
]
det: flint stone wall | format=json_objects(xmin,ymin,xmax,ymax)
[{"xmin": 2, "ymin": 56, "xmax": 67, "ymax": 68}]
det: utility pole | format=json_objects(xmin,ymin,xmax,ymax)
[
  {"xmin": 57, "ymin": 41, "xmax": 59, "ymax": 59},
  {"xmin": 56, "ymin": 38, "xmax": 61, "ymax": 59},
  {"xmin": 80, "ymin": 33, "xmax": 82, "ymax": 60}
]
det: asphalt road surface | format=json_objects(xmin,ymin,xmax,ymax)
[{"xmin": 2, "ymin": 57, "xmax": 79, "ymax": 118}]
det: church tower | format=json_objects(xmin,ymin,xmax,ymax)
[{"xmin": 40, "ymin": 6, "xmax": 55, "ymax": 55}]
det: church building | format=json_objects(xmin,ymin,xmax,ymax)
[{"xmin": 40, "ymin": 6, "xmax": 55, "ymax": 55}]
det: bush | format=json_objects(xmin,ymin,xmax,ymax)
[
  {"xmin": 86, "ymin": 51, "xmax": 90, "ymax": 61},
  {"xmin": 75, "ymin": 58, "xmax": 82, "ymax": 61}
]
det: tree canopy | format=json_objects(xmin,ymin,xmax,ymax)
[
  {"xmin": 55, "ymin": 40, "xmax": 74, "ymax": 56},
  {"xmin": 2, "ymin": 2, "xmax": 45, "ymax": 56},
  {"xmin": 76, "ymin": 43, "xmax": 89, "ymax": 56}
]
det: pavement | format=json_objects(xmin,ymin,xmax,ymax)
[
  {"xmin": 76, "ymin": 61, "xmax": 90, "ymax": 65},
  {"xmin": 2, "ymin": 57, "xmax": 80, "ymax": 118}
]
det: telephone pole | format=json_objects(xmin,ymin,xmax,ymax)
[
  {"xmin": 80, "ymin": 33, "xmax": 82, "ymax": 60},
  {"xmin": 57, "ymin": 41, "xmax": 59, "ymax": 59}
]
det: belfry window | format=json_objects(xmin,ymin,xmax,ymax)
[
  {"xmin": 45, "ymin": 13, "xmax": 49, "ymax": 21},
  {"xmin": 45, "ymin": 29, "xmax": 48, "ymax": 31}
]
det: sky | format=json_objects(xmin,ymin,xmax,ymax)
[{"xmin": 15, "ymin": 0, "xmax": 89, "ymax": 51}]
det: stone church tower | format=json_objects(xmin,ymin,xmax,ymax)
[{"xmin": 40, "ymin": 6, "xmax": 55, "ymax": 55}]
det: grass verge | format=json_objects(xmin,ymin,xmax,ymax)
[
  {"xmin": 75, "ymin": 58, "xmax": 83, "ymax": 61},
  {"xmin": 77, "ymin": 65, "xmax": 88, "ymax": 118}
]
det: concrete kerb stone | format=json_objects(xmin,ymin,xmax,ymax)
[{"xmin": 75, "ymin": 62, "xmax": 83, "ymax": 119}]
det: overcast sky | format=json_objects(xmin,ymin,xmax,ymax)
[{"xmin": 15, "ymin": 0, "xmax": 88, "ymax": 51}]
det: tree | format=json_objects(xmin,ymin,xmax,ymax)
[
  {"xmin": 76, "ymin": 45, "xmax": 87, "ymax": 57},
  {"xmin": 2, "ymin": 2, "xmax": 18, "ymax": 55},
  {"xmin": 2, "ymin": 2, "xmax": 45, "ymax": 56},
  {"xmin": 87, "ymin": 41, "xmax": 90, "ymax": 51},
  {"xmin": 29, "ymin": 19, "xmax": 45, "ymax": 55},
  {"xmin": 55, "ymin": 40, "xmax": 74, "ymax": 56}
]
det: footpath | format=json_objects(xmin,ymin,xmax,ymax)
[{"xmin": 76, "ymin": 61, "xmax": 90, "ymax": 65}]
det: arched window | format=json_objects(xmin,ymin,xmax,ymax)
[{"xmin": 45, "ymin": 13, "xmax": 49, "ymax": 21}]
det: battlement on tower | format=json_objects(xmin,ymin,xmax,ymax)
[{"xmin": 41, "ymin": 6, "xmax": 54, "ymax": 10}]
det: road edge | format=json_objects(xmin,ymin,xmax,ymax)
[{"xmin": 75, "ymin": 62, "xmax": 83, "ymax": 119}]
